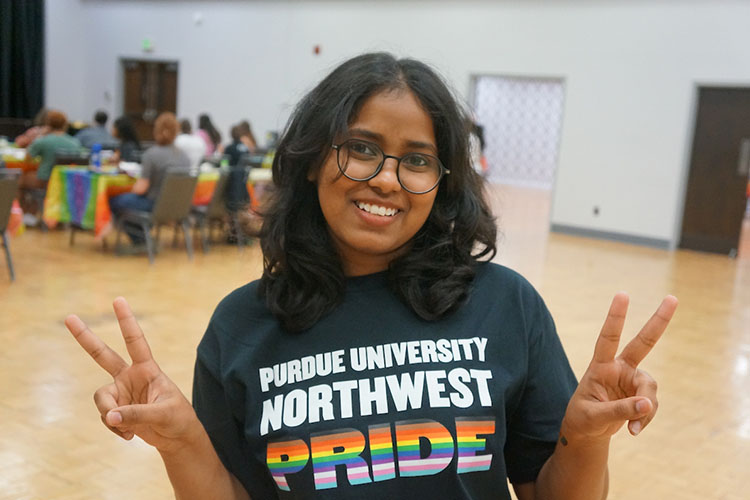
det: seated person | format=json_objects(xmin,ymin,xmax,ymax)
[
  {"xmin": 237, "ymin": 119, "xmax": 257, "ymax": 152},
  {"xmin": 174, "ymin": 119, "xmax": 206, "ymax": 172},
  {"xmin": 224, "ymin": 125, "xmax": 251, "ymax": 212},
  {"xmin": 21, "ymin": 110, "xmax": 82, "ymax": 216},
  {"xmin": 75, "ymin": 110, "xmax": 118, "ymax": 149},
  {"xmin": 110, "ymin": 116, "xmax": 141, "ymax": 164},
  {"xmin": 14, "ymin": 108, "xmax": 49, "ymax": 148},
  {"xmin": 223, "ymin": 125, "xmax": 250, "ymax": 167},
  {"xmin": 196, "ymin": 114, "xmax": 222, "ymax": 155},
  {"xmin": 107, "ymin": 112, "xmax": 190, "ymax": 245}
]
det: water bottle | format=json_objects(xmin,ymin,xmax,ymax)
[{"xmin": 90, "ymin": 143, "xmax": 102, "ymax": 171}]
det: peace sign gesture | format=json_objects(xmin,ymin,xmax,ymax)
[
  {"xmin": 65, "ymin": 297, "xmax": 203, "ymax": 454},
  {"xmin": 561, "ymin": 293, "xmax": 678, "ymax": 443}
]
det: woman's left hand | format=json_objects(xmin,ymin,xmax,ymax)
[{"xmin": 561, "ymin": 293, "xmax": 678, "ymax": 443}]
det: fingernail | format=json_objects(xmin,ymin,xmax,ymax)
[
  {"xmin": 631, "ymin": 421, "xmax": 642, "ymax": 435},
  {"xmin": 636, "ymin": 399, "xmax": 650, "ymax": 413},
  {"xmin": 107, "ymin": 411, "xmax": 122, "ymax": 425}
]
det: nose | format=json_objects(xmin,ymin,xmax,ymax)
[{"xmin": 367, "ymin": 157, "xmax": 401, "ymax": 193}]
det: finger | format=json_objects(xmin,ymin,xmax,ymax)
[
  {"xmin": 100, "ymin": 414, "xmax": 134, "ymax": 440},
  {"xmin": 628, "ymin": 372, "xmax": 659, "ymax": 436},
  {"xmin": 93, "ymin": 385, "xmax": 120, "ymax": 417},
  {"xmin": 619, "ymin": 295, "xmax": 678, "ymax": 368},
  {"xmin": 65, "ymin": 314, "xmax": 128, "ymax": 376},
  {"xmin": 112, "ymin": 297, "xmax": 154, "ymax": 365},
  {"xmin": 586, "ymin": 396, "xmax": 652, "ymax": 427},
  {"xmin": 591, "ymin": 292, "xmax": 629, "ymax": 363},
  {"xmin": 93, "ymin": 386, "xmax": 135, "ymax": 440},
  {"xmin": 107, "ymin": 402, "xmax": 172, "ymax": 430}
]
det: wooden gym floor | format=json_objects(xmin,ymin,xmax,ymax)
[{"xmin": 1, "ymin": 185, "xmax": 749, "ymax": 499}]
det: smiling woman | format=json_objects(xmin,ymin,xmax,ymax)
[
  {"xmin": 262, "ymin": 53, "xmax": 496, "ymax": 331},
  {"xmin": 65, "ymin": 52, "xmax": 678, "ymax": 500},
  {"xmin": 311, "ymin": 89, "xmax": 443, "ymax": 277}
]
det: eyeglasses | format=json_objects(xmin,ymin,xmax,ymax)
[{"xmin": 331, "ymin": 139, "xmax": 450, "ymax": 194}]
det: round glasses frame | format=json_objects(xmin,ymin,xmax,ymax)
[{"xmin": 331, "ymin": 139, "xmax": 450, "ymax": 194}]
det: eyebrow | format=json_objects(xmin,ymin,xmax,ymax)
[{"xmin": 348, "ymin": 128, "xmax": 437, "ymax": 153}]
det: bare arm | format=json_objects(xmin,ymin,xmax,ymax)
[
  {"xmin": 130, "ymin": 177, "xmax": 149, "ymax": 195},
  {"xmin": 66, "ymin": 297, "xmax": 251, "ymax": 500},
  {"xmin": 160, "ymin": 430, "xmax": 250, "ymax": 500}
]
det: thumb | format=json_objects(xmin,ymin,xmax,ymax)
[
  {"xmin": 106, "ymin": 403, "xmax": 171, "ymax": 428},
  {"xmin": 595, "ymin": 397, "xmax": 653, "ymax": 424}
]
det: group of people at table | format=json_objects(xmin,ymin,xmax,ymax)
[{"xmin": 3, "ymin": 107, "xmax": 266, "ymax": 248}]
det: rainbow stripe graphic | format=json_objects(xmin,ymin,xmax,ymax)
[
  {"xmin": 266, "ymin": 438, "xmax": 310, "ymax": 491},
  {"xmin": 455, "ymin": 417, "xmax": 495, "ymax": 474},
  {"xmin": 368, "ymin": 423, "xmax": 396, "ymax": 482},
  {"xmin": 395, "ymin": 419, "xmax": 454, "ymax": 477},
  {"xmin": 310, "ymin": 428, "xmax": 371, "ymax": 490}
]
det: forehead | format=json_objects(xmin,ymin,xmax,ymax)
[{"xmin": 348, "ymin": 89, "xmax": 436, "ymax": 147}]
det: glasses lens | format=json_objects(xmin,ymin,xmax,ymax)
[
  {"xmin": 339, "ymin": 140, "xmax": 382, "ymax": 180},
  {"xmin": 398, "ymin": 153, "xmax": 442, "ymax": 193}
]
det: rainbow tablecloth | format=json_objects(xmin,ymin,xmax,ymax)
[
  {"xmin": 42, "ymin": 166, "xmax": 263, "ymax": 236},
  {"xmin": 43, "ymin": 166, "xmax": 135, "ymax": 235}
]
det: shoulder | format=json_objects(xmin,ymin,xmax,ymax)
[
  {"xmin": 467, "ymin": 262, "xmax": 550, "ymax": 328},
  {"xmin": 472, "ymin": 262, "xmax": 538, "ymax": 298},
  {"xmin": 28, "ymin": 136, "xmax": 45, "ymax": 152},
  {"xmin": 140, "ymin": 146, "xmax": 157, "ymax": 163},
  {"xmin": 201, "ymin": 280, "xmax": 271, "ymax": 343},
  {"xmin": 212, "ymin": 281, "xmax": 264, "ymax": 322}
]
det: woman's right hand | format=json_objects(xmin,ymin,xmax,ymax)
[{"xmin": 65, "ymin": 297, "xmax": 203, "ymax": 454}]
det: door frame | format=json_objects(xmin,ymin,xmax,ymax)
[
  {"xmin": 673, "ymin": 81, "xmax": 750, "ymax": 251},
  {"xmin": 115, "ymin": 56, "xmax": 180, "ymax": 117}
]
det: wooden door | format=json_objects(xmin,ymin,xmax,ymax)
[
  {"xmin": 679, "ymin": 87, "xmax": 750, "ymax": 255},
  {"xmin": 122, "ymin": 59, "xmax": 178, "ymax": 142}
]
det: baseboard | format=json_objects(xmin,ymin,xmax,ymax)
[{"xmin": 550, "ymin": 224, "xmax": 671, "ymax": 250}]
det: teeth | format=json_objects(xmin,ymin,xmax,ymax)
[{"xmin": 356, "ymin": 202, "xmax": 398, "ymax": 217}]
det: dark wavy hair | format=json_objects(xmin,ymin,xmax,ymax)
[
  {"xmin": 260, "ymin": 52, "xmax": 497, "ymax": 332},
  {"xmin": 198, "ymin": 114, "xmax": 222, "ymax": 149},
  {"xmin": 113, "ymin": 116, "xmax": 140, "ymax": 149}
]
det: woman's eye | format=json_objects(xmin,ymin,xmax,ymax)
[
  {"xmin": 403, "ymin": 154, "xmax": 430, "ymax": 168},
  {"xmin": 349, "ymin": 141, "xmax": 377, "ymax": 156}
]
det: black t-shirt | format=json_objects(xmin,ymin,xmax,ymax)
[{"xmin": 193, "ymin": 263, "xmax": 577, "ymax": 499}]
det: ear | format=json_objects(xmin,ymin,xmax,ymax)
[{"xmin": 306, "ymin": 165, "xmax": 319, "ymax": 183}]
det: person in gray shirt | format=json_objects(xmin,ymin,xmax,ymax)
[
  {"xmin": 108, "ymin": 112, "xmax": 190, "ymax": 244},
  {"xmin": 75, "ymin": 110, "xmax": 118, "ymax": 149}
]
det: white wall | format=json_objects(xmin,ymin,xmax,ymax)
[{"xmin": 45, "ymin": 0, "xmax": 750, "ymax": 246}]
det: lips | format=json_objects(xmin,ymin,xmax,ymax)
[{"xmin": 355, "ymin": 201, "xmax": 400, "ymax": 217}]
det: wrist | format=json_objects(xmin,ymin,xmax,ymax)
[
  {"xmin": 558, "ymin": 419, "xmax": 611, "ymax": 451},
  {"xmin": 158, "ymin": 412, "xmax": 211, "ymax": 459}
]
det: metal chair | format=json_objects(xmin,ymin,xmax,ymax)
[
  {"xmin": 0, "ymin": 171, "xmax": 21, "ymax": 281},
  {"xmin": 114, "ymin": 169, "xmax": 198, "ymax": 264},
  {"xmin": 192, "ymin": 170, "xmax": 230, "ymax": 253}
]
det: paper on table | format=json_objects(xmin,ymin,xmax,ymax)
[{"xmin": 119, "ymin": 162, "xmax": 142, "ymax": 177}]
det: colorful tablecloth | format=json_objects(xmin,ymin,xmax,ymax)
[
  {"xmin": 44, "ymin": 167, "xmax": 135, "ymax": 235},
  {"xmin": 42, "ymin": 166, "xmax": 265, "ymax": 236}
]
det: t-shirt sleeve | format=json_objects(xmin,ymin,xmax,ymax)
[
  {"xmin": 192, "ymin": 323, "xmax": 253, "ymax": 487},
  {"xmin": 504, "ymin": 288, "xmax": 578, "ymax": 484}
]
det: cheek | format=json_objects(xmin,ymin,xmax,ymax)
[{"xmin": 416, "ymin": 193, "xmax": 438, "ymax": 221}]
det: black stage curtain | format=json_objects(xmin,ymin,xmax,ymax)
[{"xmin": 0, "ymin": 0, "xmax": 45, "ymax": 119}]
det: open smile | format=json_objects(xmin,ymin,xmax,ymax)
[{"xmin": 355, "ymin": 201, "xmax": 400, "ymax": 217}]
